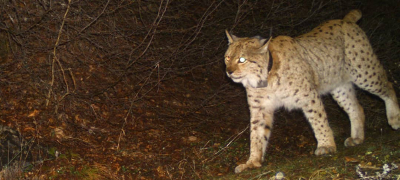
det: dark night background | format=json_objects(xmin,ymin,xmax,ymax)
[{"xmin": 0, "ymin": 0, "xmax": 399, "ymax": 179}]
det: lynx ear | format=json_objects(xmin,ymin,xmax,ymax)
[
  {"xmin": 225, "ymin": 30, "xmax": 238, "ymax": 44},
  {"xmin": 259, "ymin": 37, "xmax": 272, "ymax": 53}
]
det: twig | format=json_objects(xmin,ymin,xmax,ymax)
[
  {"xmin": 79, "ymin": 0, "xmax": 111, "ymax": 33},
  {"xmin": 117, "ymin": 1, "xmax": 170, "ymax": 150},
  {"xmin": 46, "ymin": 0, "xmax": 72, "ymax": 107},
  {"xmin": 250, "ymin": 170, "xmax": 273, "ymax": 180},
  {"xmin": 116, "ymin": 62, "xmax": 160, "ymax": 150},
  {"xmin": 234, "ymin": 0, "xmax": 248, "ymax": 24},
  {"xmin": 202, "ymin": 125, "xmax": 249, "ymax": 163},
  {"xmin": 214, "ymin": 125, "xmax": 249, "ymax": 155},
  {"xmin": 126, "ymin": 0, "xmax": 170, "ymax": 69},
  {"xmin": 181, "ymin": 0, "xmax": 225, "ymax": 51}
]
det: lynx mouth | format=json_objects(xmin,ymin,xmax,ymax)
[
  {"xmin": 230, "ymin": 77, "xmax": 243, "ymax": 84},
  {"xmin": 230, "ymin": 76, "xmax": 243, "ymax": 80},
  {"xmin": 228, "ymin": 73, "xmax": 268, "ymax": 88},
  {"xmin": 228, "ymin": 73, "xmax": 244, "ymax": 80}
]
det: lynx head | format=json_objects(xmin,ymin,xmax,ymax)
[{"xmin": 224, "ymin": 30, "xmax": 272, "ymax": 88}]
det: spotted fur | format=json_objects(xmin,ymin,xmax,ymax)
[{"xmin": 224, "ymin": 10, "xmax": 400, "ymax": 173}]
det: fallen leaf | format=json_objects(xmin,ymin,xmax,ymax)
[
  {"xmin": 188, "ymin": 136, "xmax": 197, "ymax": 142},
  {"xmin": 28, "ymin": 109, "xmax": 40, "ymax": 117},
  {"xmin": 344, "ymin": 156, "xmax": 359, "ymax": 163}
]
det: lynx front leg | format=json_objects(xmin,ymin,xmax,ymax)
[
  {"xmin": 235, "ymin": 108, "xmax": 273, "ymax": 173},
  {"xmin": 331, "ymin": 83, "xmax": 365, "ymax": 146},
  {"xmin": 302, "ymin": 97, "xmax": 336, "ymax": 155}
]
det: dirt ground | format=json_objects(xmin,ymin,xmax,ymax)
[{"xmin": 0, "ymin": 0, "xmax": 399, "ymax": 179}]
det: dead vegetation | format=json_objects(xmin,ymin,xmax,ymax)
[{"xmin": 0, "ymin": 0, "xmax": 399, "ymax": 179}]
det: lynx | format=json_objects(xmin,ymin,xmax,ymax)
[{"xmin": 224, "ymin": 10, "xmax": 400, "ymax": 173}]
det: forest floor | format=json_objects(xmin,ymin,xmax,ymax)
[{"xmin": 1, "ymin": 71, "xmax": 400, "ymax": 179}]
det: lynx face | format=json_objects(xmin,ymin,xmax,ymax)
[{"xmin": 224, "ymin": 32, "xmax": 272, "ymax": 88}]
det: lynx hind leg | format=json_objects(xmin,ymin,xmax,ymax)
[
  {"xmin": 381, "ymin": 83, "xmax": 400, "ymax": 130},
  {"xmin": 331, "ymin": 83, "xmax": 365, "ymax": 146},
  {"xmin": 349, "ymin": 59, "xmax": 400, "ymax": 129},
  {"xmin": 344, "ymin": 26, "xmax": 400, "ymax": 130},
  {"xmin": 352, "ymin": 58, "xmax": 400, "ymax": 130},
  {"xmin": 235, "ymin": 112, "xmax": 273, "ymax": 173},
  {"xmin": 302, "ymin": 96, "xmax": 336, "ymax": 155}
]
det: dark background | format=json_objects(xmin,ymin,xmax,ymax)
[{"xmin": 0, "ymin": 0, "xmax": 399, "ymax": 179}]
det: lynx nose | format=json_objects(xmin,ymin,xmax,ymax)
[{"xmin": 226, "ymin": 67, "xmax": 234, "ymax": 75}]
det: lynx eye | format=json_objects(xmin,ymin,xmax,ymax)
[{"xmin": 239, "ymin": 57, "xmax": 246, "ymax": 63}]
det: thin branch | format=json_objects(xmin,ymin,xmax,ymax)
[{"xmin": 46, "ymin": 0, "xmax": 72, "ymax": 107}]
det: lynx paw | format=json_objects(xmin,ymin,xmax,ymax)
[
  {"xmin": 388, "ymin": 114, "xmax": 400, "ymax": 130},
  {"xmin": 314, "ymin": 146, "xmax": 336, "ymax": 155},
  {"xmin": 234, "ymin": 160, "xmax": 262, "ymax": 173},
  {"xmin": 344, "ymin": 137, "xmax": 363, "ymax": 147}
]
